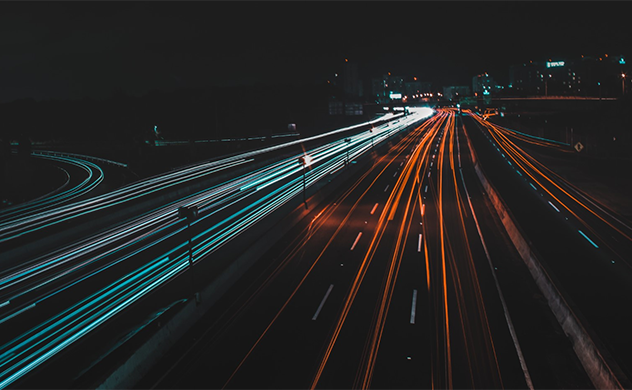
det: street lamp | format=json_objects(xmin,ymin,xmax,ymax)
[
  {"xmin": 598, "ymin": 82, "xmax": 601, "ymax": 100},
  {"xmin": 622, "ymin": 73, "xmax": 627, "ymax": 96},
  {"xmin": 298, "ymin": 155, "xmax": 311, "ymax": 209},
  {"xmin": 178, "ymin": 205, "xmax": 199, "ymax": 303}
]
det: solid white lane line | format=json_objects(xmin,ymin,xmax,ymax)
[
  {"xmin": 418, "ymin": 234, "xmax": 423, "ymax": 252},
  {"xmin": 410, "ymin": 289, "xmax": 418, "ymax": 324},
  {"xmin": 370, "ymin": 203, "xmax": 379, "ymax": 215},
  {"xmin": 312, "ymin": 284, "xmax": 334, "ymax": 320},
  {"xmin": 350, "ymin": 232, "xmax": 363, "ymax": 250},
  {"xmin": 384, "ymin": 184, "xmax": 390, "ymax": 192}
]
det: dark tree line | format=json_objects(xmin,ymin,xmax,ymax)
[{"xmin": 0, "ymin": 83, "xmax": 340, "ymax": 146}]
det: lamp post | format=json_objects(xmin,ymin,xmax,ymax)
[
  {"xmin": 298, "ymin": 156, "xmax": 310, "ymax": 209},
  {"xmin": 178, "ymin": 205, "xmax": 199, "ymax": 303},
  {"xmin": 622, "ymin": 73, "xmax": 627, "ymax": 96},
  {"xmin": 598, "ymin": 82, "xmax": 601, "ymax": 100}
]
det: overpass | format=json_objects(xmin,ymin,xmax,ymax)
[{"xmin": 460, "ymin": 95, "xmax": 619, "ymax": 112}]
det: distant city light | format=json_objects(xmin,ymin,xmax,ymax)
[
  {"xmin": 546, "ymin": 61, "xmax": 565, "ymax": 68},
  {"xmin": 389, "ymin": 92, "xmax": 402, "ymax": 99},
  {"xmin": 620, "ymin": 57, "xmax": 626, "ymax": 65}
]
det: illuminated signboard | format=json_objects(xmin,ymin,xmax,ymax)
[
  {"xmin": 546, "ymin": 61, "xmax": 565, "ymax": 68},
  {"xmin": 389, "ymin": 92, "xmax": 402, "ymax": 99}
]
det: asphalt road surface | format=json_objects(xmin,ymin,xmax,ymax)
[{"xmin": 138, "ymin": 109, "xmax": 592, "ymax": 389}]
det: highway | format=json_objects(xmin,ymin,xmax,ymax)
[
  {"xmin": 138, "ymin": 109, "xmax": 591, "ymax": 389},
  {"xmin": 0, "ymin": 108, "xmax": 433, "ymax": 388},
  {"xmin": 465, "ymin": 113, "xmax": 632, "ymax": 385},
  {"xmin": 0, "ymin": 114, "xmax": 400, "ymax": 257},
  {"xmin": 0, "ymin": 151, "xmax": 106, "ymax": 238}
]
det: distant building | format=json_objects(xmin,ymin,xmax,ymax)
[
  {"xmin": 508, "ymin": 55, "xmax": 628, "ymax": 97},
  {"xmin": 343, "ymin": 60, "xmax": 362, "ymax": 98},
  {"xmin": 472, "ymin": 73, "xmax": 500, "ymax": 96},
  {"xmin": 372, "ymin": 73, "xmax": 405, "ymax": 104},
  {"xmin": 442, "ymin": 86, "xmax": 471, "ymax": 101},
  {"xmin": 328, "ymin": 100, "xmax": 343, "ymax": 115},
  {"xmin": 404, "ymin": 79, "xmax": 432, "ymax": 99}
]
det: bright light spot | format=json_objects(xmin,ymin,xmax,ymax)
[
  {"xmin": 546, "ymin": 61, "xmax": 565, "ymax": 68},
  {"xmin": 303, "ymin": 155, "xmax": 313, "ymax": 167}
]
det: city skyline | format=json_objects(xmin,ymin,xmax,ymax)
[{"xmin": 0, "ymin": 1, "xmax": 629, "ymax": 103}]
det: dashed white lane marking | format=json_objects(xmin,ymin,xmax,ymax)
[
  {"xmin": 312, "ymin": 284, "xmax": 334, "ymax": 320},
  {"xmin": 410, "ymin": 289, "xmax": 418, "ymax": 324},
  {"xmin": 350, "ymin": 232, "xmax": 363, "ymax": 250}
]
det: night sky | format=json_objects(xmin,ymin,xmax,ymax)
[{"xmin": 1, "ymin": 1, "xmax": 629, "ymax": 103}]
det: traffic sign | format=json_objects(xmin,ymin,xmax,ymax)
[{"xmin": 574, "ymin": 142, "xmax": 584, "ymax": 152}]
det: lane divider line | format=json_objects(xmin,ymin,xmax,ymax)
[
  {"xmin": 350, "ymin": 232, "xmax": 363, "ymax": 251},
  {"xmin": 410, "ymin": 289, "xmax": 418, "ymax": 324},
  {"xmin": 578, "ymin": 230, "xmax": 600, "ymax": 249},
  {"xmin": 312, "ymin": 284, "xmax": 334, "ymax": 320}
]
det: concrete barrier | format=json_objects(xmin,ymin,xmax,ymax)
[{"xmin": 464, "ymin": 125, "xmax": 626, "ymax": 389}]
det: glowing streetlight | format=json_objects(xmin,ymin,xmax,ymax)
[{"xmin": 622, "ymin": 73, "xmax": 627, "ymax": 95}]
